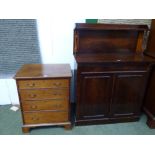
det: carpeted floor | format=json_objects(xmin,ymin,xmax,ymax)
[{"xmin": 0, "ymin": 105, "xmax": 155, "ymax": 135}]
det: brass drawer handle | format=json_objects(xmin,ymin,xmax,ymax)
[
  {"xmin": 53, "ymin": 92, "xmax": 61, "ymax": 96},
  {"xmin": 31, "ymin": 117, "xmax": 39, "ymax": 121},
  {"xmin": 29, "ymin": 94, "xmax": 37, "ymax": 98},
  {"xmin": 31, "ymin": 105, "xmax": 37, "ymax": 109},
  {"xmin": 27, "ymin": 83, "xmax": 35, "ymax": 87},
  {"xmin": 53, "ymin": 104, "xmax": 61, "ymax": 108},
  {"xmin": 53, "ymin": 82, "xmax": 61, "ymax": 86}
]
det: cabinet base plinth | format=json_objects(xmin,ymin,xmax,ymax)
[
  {"xmin": 143, "ymin": 107, "xmax": 155, "ymax": 129},
  {"xmin": 147, "ymin": 119, "xmax": 155, "ymax": 129},
  {"xmin": 75, "ymin": 116, "xmax": 140, "ymax": 126},
  {"xmin": 22, "ymin": 122, "xmax": 72, "ymax": 133}
]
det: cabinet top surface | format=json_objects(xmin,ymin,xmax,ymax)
[
  {"xmin": 74, "ymin": 52, "xmax": 155, "ymax": 64},
  {"xmin": 14, "ymin": 64, "xmax": 72, "ymax": 79}
]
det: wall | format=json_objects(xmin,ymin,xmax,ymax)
[
  {"xmin": 98, "ymin": 19, "xmax": 152, "ymax": 27},
  {"xmin": 37, "ymin": 18, "xmax": 85, "ymax": 68},
  {"xmin": 0, "ymin": 79, "xmax": 11, "ymax": 105}
]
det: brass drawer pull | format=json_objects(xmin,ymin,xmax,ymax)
[
  {"xmin": 31, "ymin": 117, "xmax": 39, "ymax": 121},
  {"xmin": 31, "ymin": 105, "xmax": 37, "ymax": 109},
  {"xmin": 29, "ymin": 94, "xmax": 37, "ymax": 98},
  {"xmin": 53, "ymin": 82, "xmax": 61, "ymax": 86},
  {"xmin": 53, "ymin": 92, "xmax": 61, "ymax": 96},
  {"xmin": 53, "ymin": 104, "xmax": 61, "ymax": 108},
  {"xmin": 27, "ymin": 83, "xmax": 35, "ymax": 87}
]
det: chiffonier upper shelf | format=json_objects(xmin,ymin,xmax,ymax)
[
  {"xmin": 73, "ymin": 23, "xmax": 150, "ymax": 63},
  {"xmin": 14, "ymin": 64, "xmax": 72, "ymax": 79}
]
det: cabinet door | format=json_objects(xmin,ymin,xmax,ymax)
[
  {"xmin": 76, "ymin": 73, "xmax": 113, "ymax": 120},
  {"xmin": 111, "ymin": 72, "xmax": 147, "ymax": 117}
]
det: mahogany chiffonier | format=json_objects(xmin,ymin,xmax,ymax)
[
  {"xmin": 73, "ymin": 23, "xmax": 155, "ymax": 126},
  {"xmin": 14, "ymin": 64, "xmax": 72, "ymax": 133}
]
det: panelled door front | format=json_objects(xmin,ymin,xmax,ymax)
[
  {"xmin": 111, "ymin": 72, "xmax": 147, "ymax": 117},
  {"xmin": 76, "ymin": 72, "xmax": 113, "ymax": 121}
]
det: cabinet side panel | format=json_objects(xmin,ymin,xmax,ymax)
[{"xmin": 144, "ymin": 67, "xmax": 155, "ymax": 115}]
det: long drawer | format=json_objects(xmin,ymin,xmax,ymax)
[
  {"xmin": 23, "ymin": 111, "xmax": 68, "ymax": 124},
  {"xmin": 19, "ymin": 89, "xmax": 69, "ymax": 100},
  {"xmin": 21, "ymin": 99, "xmax": 68, "ymax": 111},
  {"xmin": 18, "ymin": 79, "xmax": 69, "ymax": 89}
]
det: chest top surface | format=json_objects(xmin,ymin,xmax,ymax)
[{"xmin": 14, "ymin": 64, "xmax": 72, "ymax": 79}]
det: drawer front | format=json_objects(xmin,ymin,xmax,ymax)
[
  {"xmin": 23, "ymin": 111, "xmax": 68, "ymax": 124},
  {"xmin": 78, "ymin": 63, "xmax": 148, "ymax": 72},
  {"xmin": 21, "ymin": 99, "xmax": 68, "ymax": 111},
  {"xmin": 18, "ymin": 79, "xmax": 69, "ymax": 89},
  {"xmin": 19, "ymin": 89, "xmax": 69, "ymax": 100}
]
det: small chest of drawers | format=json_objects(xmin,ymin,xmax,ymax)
[{"xmin": 14, "ymin": 64, "xmax": 72, "ymax": 133}]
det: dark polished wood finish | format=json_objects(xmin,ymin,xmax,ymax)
[
  {"xmin": 143, "ymin": 19, "xmax": 155, "ymax": 128},
  {"xmin": 74, "ymin": 23, "xmax": 154, "ymax": 126},
  {"xmin": 111, "ymin": 72, "xmax": 146, "ymax": 117},
  {"xmin": 143, "ymin": 43, "xmax": 155, "ymax": 129},
  {"xmin": 144, "ymin": 64, "xmax": 155, "ymax": 128},
  {"xmin": 14, "ymin": 64, "xmax": 72, "ymax": 133},
  {"xmin": 74, "ymin": 23, "xmax": 148, "ymax": 54},
  {"xmin": 145, "ymin": 19, "xmax": 155, "ymax": 52}
]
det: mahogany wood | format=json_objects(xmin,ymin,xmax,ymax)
[
  {"xmin": 14, "ymin": 64, "xmax": 72, "ymax": 133},
  {"xmin": 21, "ymin": 99, "xmax": 68, "ymax": 111},
  {"xmin": 19, "ymin": 89, "xmax": 69, "ymax": 100},
  {"xmin": 143, "ymin": 64, "xmax": 155, "ymax": 128},
  {"xmin": 146, "ymin": 19, "xmax": 155, "ymax": 52},
  {"xmin": 23, "ymin": 111, "xmax": 68, "ymax": 124},
  {"xmin": 74, "ymin": 23, "xmax": 154, "ymax": 126},
  {"xmin": 18, "ymin": 79, "xmax": 69, "ymax": 89},
  {"xmin": 143, "ymin": 19, "xmax": 155, "ymax": 129}
]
